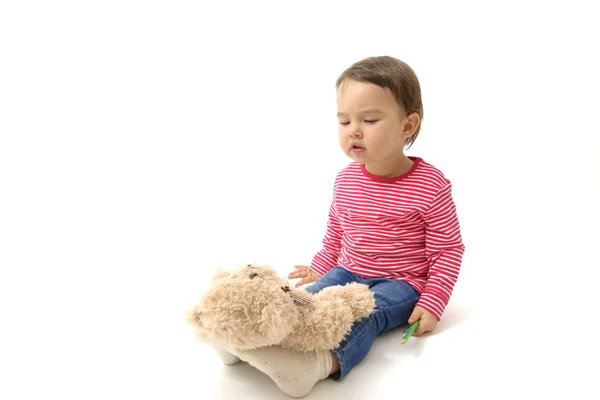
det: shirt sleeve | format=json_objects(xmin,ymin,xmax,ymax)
[
  {"xmin": 416, "ymin": 182, "xmax": 465, "ymax": 320},
  {"xmin": 309, "ymin": 196, "xmax": 343, "ymax": 276}
]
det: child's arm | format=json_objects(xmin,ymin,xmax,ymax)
[
  {"xmin": 416, "ymin": 182, "xmax": 466, "ymax": 322},
  {"xmin": 309, "ymin": 197, "xmax": 343, "ymax": 276}
]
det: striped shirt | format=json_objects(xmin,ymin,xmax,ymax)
[{"xmin": 309, "ymin": 156, "xmax": 465, "ymax": 320}]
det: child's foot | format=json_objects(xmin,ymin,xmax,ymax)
[
  {"xmin": 209, "ymin": 344, "xmax": 240, "ymax": 365},
  {"xmin": 229, "ymin": 346, "xmax": 333, "ymax": 398}
]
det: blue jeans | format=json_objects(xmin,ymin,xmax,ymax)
[{"xmin": 304, "ymin": 266, "xmax": 420, "ymax": 381}]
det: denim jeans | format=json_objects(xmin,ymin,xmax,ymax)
[{"xmin": 304, "ymin": 266, "xmax": 420, "ymax": 381}]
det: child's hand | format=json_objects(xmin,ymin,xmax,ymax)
[
  {"xmin": 287, "ymin": 265, "xmax": 320, "ymax": 288},
  {"xmin": 408, "ymin": 306, "xmax": 438, "ymax": 336}
]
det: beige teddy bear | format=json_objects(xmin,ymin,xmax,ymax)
[{"xmin": 186, "ymin": 263, "xmax": 376, "ymax": 353}]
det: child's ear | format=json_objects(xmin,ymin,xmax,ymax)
[{"xmin": 401, "ymin": 112, "xmax": 420, "ymax": 139}]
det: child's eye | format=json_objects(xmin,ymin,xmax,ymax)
[
  {"xmin": 339, "ymin": 121, "xmax": 350, "ymax": 126},
  {"xmin": 365, "ymin": 120, "xmax": 378, "ymax": 124}
]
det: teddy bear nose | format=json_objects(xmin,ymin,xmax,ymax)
[{"xmin": 249, "ymin": 273, "xmax": 258, "ymax": 279}]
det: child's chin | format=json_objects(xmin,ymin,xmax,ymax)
[{"xmin": 348, "ymin": 150, "xmax": 366, "ymax": 160}]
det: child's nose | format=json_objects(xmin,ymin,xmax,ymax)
[{"xmin": 349, "ymin": 126, "xmax": 362, "ymax": 137}]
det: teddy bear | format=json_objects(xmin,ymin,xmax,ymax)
[{"xmin": 186, "ymin": 263, "xmax": 376, "ymax": 353}]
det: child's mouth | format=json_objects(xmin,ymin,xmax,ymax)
[{"xmin": 352, "ymin": 144, "xmax": 365, "ymax": 153}]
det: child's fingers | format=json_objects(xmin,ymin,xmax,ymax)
[
  {"xmin": 413, "ymin": 317, "xmax": 435, "ymax": 336},
  {"xmin": 288, "ymin": 270, "xmax": 308, "ymax": 279},
  {"xmin": 288, "ymin": 265, "xmax": 309, "ymax": 279},
  {"xmin": 293, "ymin": 273, "xmax": 319, "ymax": 288},
  {"xmin": 408, "ymin": 309, "xmax": 423, "ymax": 325},
  {"xmin": 294, "ymin": 278, "xmax": 309, "ymax": 288},
  {"xmin": 413, "ymin": 323, "xmax": 426, "ymax": 336}
]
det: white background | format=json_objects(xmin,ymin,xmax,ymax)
[{"xmin": 1, "ymin": 1, "xmax": 599, "ymax": 399}]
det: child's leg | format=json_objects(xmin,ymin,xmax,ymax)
[
  {"xmin": 329, "ymin": 278, "xmax": 419, "ymax": 381},
  {"xmin": 230, "ymin": 346, "xmax": 333, "ymax": 398},
  {"xmin": 302, "ymin": 265, "xmax": 358, "ymax": 294},
  {"xmin": 209, "ymin": 343, "xmax": 240, "ymax": 365}
]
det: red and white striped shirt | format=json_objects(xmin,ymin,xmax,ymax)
[{"xmin": 310, "ymin": 156, "xmax": 465, "ymax": 320}]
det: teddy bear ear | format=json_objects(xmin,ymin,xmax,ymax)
[
  {"xmin": 209, "ymin": 268, "xmax": 230, "ymax": 283},
  {"xmin": 185, "ymin": 306, "xmax": 204, "ymax": 327}
]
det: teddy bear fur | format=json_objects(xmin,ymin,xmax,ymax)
[{"xmin": 186, "ymin": 263, "xmax": 376, "ymax": 352}]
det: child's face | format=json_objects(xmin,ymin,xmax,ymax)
[{"xmin": 336, "ymin": 79, "xmax": 412, "ymax": 172}]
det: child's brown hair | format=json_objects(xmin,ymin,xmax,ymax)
[{"xmin": 336, "ymin": 56, "xmax": 424, "ymax": 148}]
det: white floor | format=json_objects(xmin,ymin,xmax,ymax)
[{"xmin": 2, "ymin": 256, "xmax": 596, "ymax": 400}]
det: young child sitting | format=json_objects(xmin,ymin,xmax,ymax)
[{"xmin": 223, "ymin": 55, "xmax": 465, "ymax": 398}]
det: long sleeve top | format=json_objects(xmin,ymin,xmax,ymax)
[{"xmin": 309, "ymin": 156, "xmax": 466, "ymax": 320}]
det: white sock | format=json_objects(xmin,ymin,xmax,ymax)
[
  {"xmin": 209, "ymin": 344, "xmax": 241, "ymax": 365},
  {"xmin": 229, "ymin": 346, "xmax": 333, "ymax": 398}
]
